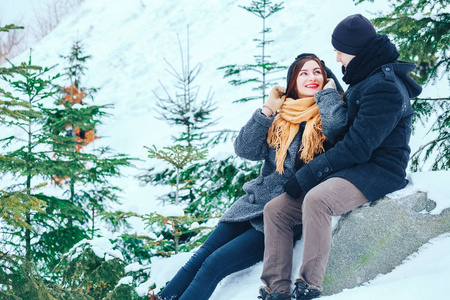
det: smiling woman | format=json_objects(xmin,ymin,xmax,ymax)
[{"xmin": 284, "ymin": 55, "xmax": 328, "ymax": 100}]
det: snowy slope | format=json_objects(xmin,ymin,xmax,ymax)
[
  {"xmin": 4, "ymin": 0, "xmax": 450, "ymax": 299},
  {"xmin": 8, "ymin": 0, "xmax": 449, "ymax": 212}
]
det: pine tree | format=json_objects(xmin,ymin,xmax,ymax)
[
  {"xmin": 0, "ymin": 52, "xmax": 60, "ymax": 262},
  {"xmin": 354, "ymin": 0, "xmax": 450, "ymax": 170},
  {"xmin": 0, "ymin": 39, "xmax": 46, "ymax": 230},
  {"xmin": 144, "ymin": 144, "xmax": 211, "ymax": 255},
  {"xmin": 0, "ymin": 27, "xmax": 134, "ymax": 300},
  {"xmin": 141, "ymin": 27, "xmax": 217, "ymax": 206},
  {"xmin": 153, "ymin": 30, "xmax": 217, "ymax": 147},
  {"xmin": 218, "ymin": 0, "xmax": 286, "ymax": 105},
  {"xmin": 131, "ymin": 27, "xmax": 220, "ymax": 264},
  {"xmin": 0, "ymin": 28, "xmax": 39, "ymax": 229},
  {"xmin": 38, "ymin": 41, "xmax": 132, "ymax": 271},
  {"xmin": 186, "ymin": 0, "xmax": 287, "ymax": 215},
  {"xmin": 0, "ymin": 24, "xmax": 68, "ymax": 300},
  {"xmin": 195, "ymin": 0, "xmax": 286, "ymax": 214},
  {"xmin": 0, "ymin": 52, "xmax": 93, "ymax": 298}
]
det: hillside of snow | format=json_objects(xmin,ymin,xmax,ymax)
[
  {"xmin": 3, "ymin": 0, "xmax": 450, "ymax": 299},
  {"xmin": 8, "ymin": 0, "xmax": 447, "ymax": 212}
]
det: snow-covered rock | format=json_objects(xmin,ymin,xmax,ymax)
[{"xmin": 325, "ymin": 191, "xmax": 450, "ymax": 295}]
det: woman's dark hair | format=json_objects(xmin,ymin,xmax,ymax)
[{"xmin": 285, "ymin": 54, "xmax": 328, "ymax": 99}]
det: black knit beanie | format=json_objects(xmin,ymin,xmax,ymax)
[{"xmin": 332, "ymin": 14, "xmax": 377, "ymax": 55}]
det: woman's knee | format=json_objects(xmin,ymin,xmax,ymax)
[
  {"xmin": 197, "ymin": 250, "xmax": 232, "ymax": 282},
  {"xmin": 182, "ymin": 248, "xmax": 209, "ymax": 273}
]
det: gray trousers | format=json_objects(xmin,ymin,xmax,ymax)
[{"xmin": 260, "ymin": 177, "xmax": 368, "ymax": 293}]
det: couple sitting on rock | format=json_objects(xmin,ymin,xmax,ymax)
[{"xmin": 151, "ymin": 13, "xmax": 422, "ymax": 300}]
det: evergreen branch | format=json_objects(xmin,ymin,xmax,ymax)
[
  {"xmin": 204, "ymin": 129, "xmax": 240, "ymax": 147},
  {"xmin": 410, "ymin": 133, "xmax": 450, "ymax": 163},
  {"xmin": 0, "ymin": 188, "xmax": 46, "ymax": 230},
  {"xmin": 219, "ymin": 64, "xmax": 265, "ymax": 76},
  {"xmin": 239, "ymin": 1, "xmax": 284, "ymax": 19},
  {"xmin": 368, "ymin": 13, "xmax": 450, "ymax": 84},
  {"xmin": 415, "ymin": 97, "xmax": 450, "ymax": 101},
  {"xmin": 228, "ymin": 78, "xmax": 261, "ymax": 86},
  {"xmin": 98, "ymin": 211, "xmax": 137, "ymax": 231},
  {"xmin": 147, "ymin": 145, "xmax": 208, "ymax": 170},
  {"xmin": 0, "ymin": 24, "xmax": 24, "ymax": 32},
  {"xmin": 233, "ymin": 96, "xmax": 261, "ymax": 103}
]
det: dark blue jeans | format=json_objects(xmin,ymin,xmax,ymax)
[{"xmin": 159, "ymin": 221, "xmax": 265, "ymax": 300}]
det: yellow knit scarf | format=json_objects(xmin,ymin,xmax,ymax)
[{"xmin": 267, "ymin": 97, "xmax": 327, "ymax": 174}]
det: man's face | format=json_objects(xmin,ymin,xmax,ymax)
[{"xmin": 335, "ymin": 50, "xmax": 355, "ymax": 68}]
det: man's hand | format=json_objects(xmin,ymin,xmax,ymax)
[
  {"xmin": 323, "ymin": 78, "xmax": 337, "ymax": 90},
  {"xmin": 284, "ymin": 176, "xmax": 304, "ymax": 199}
]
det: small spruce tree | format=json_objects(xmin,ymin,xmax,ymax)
[
  {"xmin": 0, "ymin": 49, "xmax": 93, "ymax": 299},
  {"xmin": 192, "ymin": 0, "xmax": 287, "ymax": 215},
  {"xmin": 140, "ymin": 27, "xmax": 217, "ymax": 207},
  {"xmin": 153, "ymin": 31, "xmax": 217, "ymax": 147},
  {"xmin": 0, "ymin": 52, "xmax": 60, "ymax": 262},
  {"xmin": 218, "ymin": 0, "xmax": 286, "ymax": 105},
  {"xmin": 0, "ymin": 26, "xmax": 47, "ymax": 236},
  {"xmin": 146, "ymin": 145, "xmax": 207, "ymax": 205},
  {"xmin": 134, "ymin": 28, "xmax": 219, "ymax": 262},
  {"xmin": 39, "ymin": 41, "xmax": 132, "ymax": 270}
]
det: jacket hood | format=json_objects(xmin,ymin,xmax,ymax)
[{"xmin": 388, "ymin": 61, "xmax": 422, "ymax": 98}]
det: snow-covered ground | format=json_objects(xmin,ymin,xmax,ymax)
[
  {"xmin": 2, "ymin": 0, "xmax": 450, "ymax": 299},
  {"xmin": 144, "ymin": 232, "xmax": 450, "ymax": 300},
  {"xmin": 143, "ymin": 171, "xmax": 450, "ymax": 300}
]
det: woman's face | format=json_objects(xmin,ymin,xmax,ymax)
[{"xmin": 296, "ymin": 60, "xmax": 324, "ymax": 97}]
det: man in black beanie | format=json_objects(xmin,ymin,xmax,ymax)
[{"xmin": 269, "ymin": 13, "xmax": 423, "ymax": 300}]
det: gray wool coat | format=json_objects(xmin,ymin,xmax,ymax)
[{"xmin": 220, "ymin": 89, "xmax": 347, "ymax": 233}]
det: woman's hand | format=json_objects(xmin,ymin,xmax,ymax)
[{"xmin": 263, "ymin": 86, "xmax": 286, "ymax": 115}]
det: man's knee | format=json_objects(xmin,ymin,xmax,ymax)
[
  {"xmin": 302, "ymin": 191, "xmax": 330, "ymax": 215},
  {"xmin": 263, "ymin": 194, "xmax": 288, "ymax": 219}
]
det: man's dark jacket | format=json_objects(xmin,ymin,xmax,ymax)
[{"xmin": 293, "ymin": 35, "xmax": 422, "ymax": 201}]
